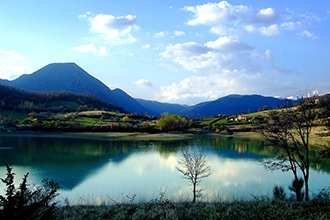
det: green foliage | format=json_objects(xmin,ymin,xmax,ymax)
[
  {"xmin": 42, "ymin": 120, "xmax": 60, "ymax": 130},
  {"xmin": 122, "ymin": 115, "xmax": 130, "ymax": 122},
  {"xmin": 0, "ymin": 164, "xmax": 59, "ymax": 220},
  {"xmin": 156, "ymin": 113, "xmax": 191, "ymax": 131}
]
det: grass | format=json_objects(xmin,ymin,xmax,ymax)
[
  {"xmin": 55, "ymin": 198, "xmax": 330, "ymax": 219},
  {"xmin": 0, "ymin": 110, "xmax": 26, "ymax": 121},
  {"xmin": 72, "ymin": 117, "xmax": 100, "ymax": 125},
  {"xmin": 54, "ymin": 187, "xmax": 330, "ymax": 219}
]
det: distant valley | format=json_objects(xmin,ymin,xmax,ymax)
[{"xmin": 0, "ymin": 63, "xmax": 292, "ymax": 117}]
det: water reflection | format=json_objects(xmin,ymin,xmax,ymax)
[{"xmin": 0, "ymin": 133, "xmax": 329, "ymax": 203}]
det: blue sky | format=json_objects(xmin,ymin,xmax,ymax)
[{"xmin": 0, "ymin": 1, "xmax": 329, "ymax": 105}]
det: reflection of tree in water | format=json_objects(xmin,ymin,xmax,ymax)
[{"xmin": 153, "ymin": 140, "xmax": 191, "ymax": 159}]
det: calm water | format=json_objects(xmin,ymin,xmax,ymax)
[{"xmin": 0, "ymin": 133, "xmax": 329, "ymax": 204}]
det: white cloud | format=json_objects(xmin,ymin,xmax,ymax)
[
  {"xmin": 184, "ymin": 1, "xmax": 250, "ymax": 26},
  {"xmin": 156, "ymin": 75, "xmax": 232, "ymax": 104},
  {"xmin": 244, "ymin": 24, "xmax": 256, "ymax": 33},
  {"xmin": 155, "ymin": 63, "xmax": 294, "ymax": 105},
  {"xmin": 205, "ymin": 36, "xmax": 252, "ymax": 51},
  {"xmin": 297, "ymin": 30, "xmax": 317, "ymax": 39},
  {"xmin": 259, "ymin": 8, "xmax": 275, "ymax": 17},
  {"xmin": 73, "ymin": 44, "xmax": 98, "ymax": 53},
  {"xmin": 210, "ymin": 24, "xmax": 239, "ymax": 36},
  {"xmin": 0, "ymin": 50, "xmax": 31, "ymax": 80},
  {"xmin": 251, "ymin": 7, "xmax": 279, "ymax": 24},
  {"xmin": 162, "ymin": 36, "xmax": 254, "ymax": 73},
  {"xmin": 161, "ymin": 42, "xmax": 213, "ymax": 72},
  {"xmin": 173, "ymin": 30, "xmax": 185, "ymax": 37},
  {"xmin": 142, "ymin": 44, "xmax": 150, "ymax": 49},
  {"xmin": 0, "ymin": 50, "xmax": 25, "ymax": 60},
  {"xmin": 73, "ymin": 44, "xmax": 108, "ymax": 56},
  {"xmin": 88, "ymin": 13, "xmax": 139, "ymax": 44},
  {"xmin": 156, "ymin": 70, "xmax": 270, "ymax": 105},
  {"xmin": 184, "ymin": 1, "xmax": 317, "ymax": 38},
  {"xmin": 156, "ymin": 1, "xmax": 322, "ymax": 104},
  {"xmin": 159, "ymin": 33, "xmax": 302, "ymax": 104},
  {"xmin": 280, "ymin": 21, "xmax": 302, "ymax": 30},
  {"xmin": 259, "ymin": 24, "xmax": 280, "ymax": 36},
  {"xmin": 135, "ymin": 78, "xmax": 153, "ymax": 88},
  {"xmin": 153, "ymin": 31, "xmax": 166, "ymax": 39},
  {"xmin": 98, "ymin": 46, "xmax": 108, "ymax": 56},
  {"xmin": 78, "ymin": 11, "xmax": 91, "ymax": 20}
]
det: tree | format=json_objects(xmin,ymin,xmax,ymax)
[
  {"xmin": 176, "ymin": 148, "xmax": 211, "ymax": 202},
  {"xmin": 261, "ymin": 98, "xmax": 316, "ymax": 201},
  {"xmin": 320, "ymin": 95, "xmax": 330, "ymax": 158},
  {"xmin": 122, "ymin": 115, "xmax": 130, "ymax": 122},
  {"xmin": 320, "ymin": 94, "xmax": 330, "ymax": 133},
  {"xmin": 0, "ymin": 164, "xmax": 59, "ymax": 219},
  {"xmin": 156, "ymin": 113, "xmax": 190, "ymax": 131}
]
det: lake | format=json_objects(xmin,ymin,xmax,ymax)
[{"xmin": 0, "ymin": 132, "xmax": 329, "ymax": 205}]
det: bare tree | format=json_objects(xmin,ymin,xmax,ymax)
[
  {"xmin": 320, "ymin": 95, "xmax": 330, "ymax": 158},
  {"xmin": 261, "ymin": 97, "xmax": 316, "ymax": 201},
  {"xmin": 176, "ymin": 148, "xmax": 211, "ymax": 203}
]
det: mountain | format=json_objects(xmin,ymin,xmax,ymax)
[
  {"xmin": 136, "ymin": 98, "xmax": 189, "ymax": 116},
  {"xmin": 0, "ymin": 63, "xmax": 149, "ymax": 114},
  {"xmin": 0, "ymin": 63, "xmax": 294, "ymax": 117},
  {"xmin": 181, "ymin": 94, "xmax": 293, "ymax": 118},
  {"xmin": 136, "ymin": 94, "xmax": 292, "ymax": 118},
  {"xmin": 111, "ymin": 89, "xmax": 157, "ymax": 115}
]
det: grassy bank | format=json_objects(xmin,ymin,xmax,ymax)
[{"xmin": 55, "ymin": 199, "xmax": 330, "ymax": 219}]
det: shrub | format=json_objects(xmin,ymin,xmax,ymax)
[
  {"xmin": 156, "ymin": 113, "xmax": 190, "ymax": 131},
  {"xmin": 273, "ymin": 185, "xmax": 286, "ymax": 200},
  {"xmin": 0, "ymin": 164, "xmax": 59, "ymax": 220}
]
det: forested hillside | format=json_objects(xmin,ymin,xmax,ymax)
[{"xmin": 0, "ymin": 84, "xmax": 123, "ymax": 114}]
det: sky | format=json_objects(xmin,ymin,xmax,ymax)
[{"xmin": 0, "ymin": 1, "xmax": 329, "ymax": 105}]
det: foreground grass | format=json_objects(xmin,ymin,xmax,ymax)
[{"xmin": 55, "ymin": 199, "xmax": 330, "ymax": 220}]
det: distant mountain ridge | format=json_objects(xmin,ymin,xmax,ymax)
[
  {"xmin": 137, "ymin": 94, "xmax": 292, "ymax": 117},
  {"xmin": 181, "ymin": 94, "xmax": 293, "ymax": 117},
  {"xmin": 0, "ymin": 63, "xmax": 292, "ymax": 117},
  {"xmin": 136, "ymin": 99, "xmax": 189, "ymax": 115}
]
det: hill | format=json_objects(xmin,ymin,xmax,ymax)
[
  {"xmin": 0, "ymin": 84, "xmax": 122, "ymax": 114},
  {"xmin": 0, "ymin": 63, "xmax": 149, "ymax": 114}
]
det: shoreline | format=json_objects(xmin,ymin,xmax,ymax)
[
  {"xmin": 1, "ymin": 129, "xmax": 329, "ymax": 145},
  {"xmin": 0, "ymin": 130, "xmax": 248, "ymax": 140}
]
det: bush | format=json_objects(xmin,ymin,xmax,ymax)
[
  {"xmin": 0, "ymin": 164, "xmax": 59, "ymax": 220},
  {"xmin": 273, "ymin": 185, "xmax": 286, "ymax": 200},
  {"xmin": 156, "ymin": 113, "xmax": 191, "ymax": 131}
]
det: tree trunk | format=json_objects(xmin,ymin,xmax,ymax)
[
  {"xmin": 304, "ymin": 174, "xmax": 309, "ymax": 201},
  {"xmin": 193, "ymin": 183, "xmax": 196, "ymax": 203}
]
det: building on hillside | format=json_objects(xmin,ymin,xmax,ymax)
[{"xmin": 237, "ymin": 115, "xmax": 250, "ymax": 121}]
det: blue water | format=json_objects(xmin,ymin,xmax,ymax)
[{"xmin": 0, "ymin": 133, "xmax": 329, "ymax": 204}]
